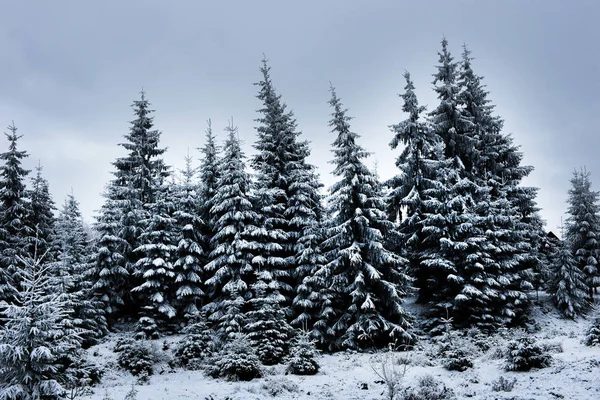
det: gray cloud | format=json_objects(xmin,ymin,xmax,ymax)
[{"xmin": 0, "ymin": 0, "xmax": 598, "ymax": 233}]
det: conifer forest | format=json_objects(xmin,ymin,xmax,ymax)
[{"xmin": 1, "ymin": 35, "xmax": 600, "ymax": 400}]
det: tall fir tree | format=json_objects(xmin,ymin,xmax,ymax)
[
  {"xmin": 204, "ymin": 123, "xmax": 261, "ymax": 339},
  {"xmin": 198, "ymin": 119, "xmax": 220, "ymax": 236},
  {"xmin": 252, "ymin": 58, "xmax": 324, "ymax": 316},
  {"xmin": 172, "ymin": 152, "xmax": 205, "ymax": 317},
  {"xmin": 0, "ymin": 123, "xmax": 32, "ymax": 306},
  {"xmin": 0, "ymin": 245, "xmax": 83, "ymax": 399},
  {"xmin": 549, "ymin": 239, "xmax": 589, "ymax": 318},
  {"xmin": 55, "ymin": 193, "xmax": 107, "ymax": 345},
  {"xmin": 565, "ymin": 169, "xmax": 600, "ymax": 301},
  {"xmin": 26, "ymin": 163, "xmax": 57, "ymax": 262},
  {"xmin": 387, "ymin": 71, "xmax": 443, "ymax": 305},
  {"xmin": 132, "ymin": 184, "xmax": 178, "ymax": 338},
  {"xmin": 315, "ymin": 86, "xmax": 413, "ymax": 351},
  {"xmin": 93, "ymin": 91, "xmax": 169, "ymax": 318}
]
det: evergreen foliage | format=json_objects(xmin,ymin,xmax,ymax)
[
  {"xmin": 315, "ymin": 85, "xmax": 413, "ymax": 350},
  {"xmin": 93, "ymin": 91, "xmax": 169, "ymax": 318},
  {"xmin": 564, "ymin": 168, "xmax": 600, "ymax": 301},
  {"xmin": 0, "ymin": 248, "xmax": 83, "ymax": 399},
  {"xmin": 549, "ymin": 240, "xmax": 589, "ymax": 318},
  {"xmin": 132, "ymin": 185, "xmax": 178, "ymax": 338},
  {"xmin": 55, "ymin": 193, "xmax": 108, "ymax": 346},
  {"xmin": 0, "ymin": 123, "xmax": 32, "ymax": 305},
  {"xmin": 172, "ymin": 153, "xmax": 206, "ymax": 317},
  {"xmin": 253, "ymin": 58, "xmax": 324, "ymax": 318},
  {"xmin": 286, "ymin": 330, "xmax": 320, "ymax": 375},
  {"xmin": 206, "ymin": 336, "xmax": 262, "ymax": 381},
  {"xmin": 246, "ymin": 272, "xmax": 293, "ymax": 365},
  {"xmin": 26, "ymin": 164, "xmax": 57, "ymax": 262},
  {"xmin": 204, "ymin": 123, "xmax": 259, "ymax": 340}
]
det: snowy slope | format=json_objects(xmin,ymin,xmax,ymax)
[{"xmin": 82, "ymin": 295, "xmax": 600, "ymax": 400}]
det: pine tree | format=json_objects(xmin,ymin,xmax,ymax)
[
  {"xmin": 198, "ymin": 119, "xmax": 220, "ymax": 237},
  {"xmin": 93, "ymin": 91, "xmax": 169, "ymax": 318},
  {"xmin": 204, "ymin": 122, "xmax": 260, "ymax": 339},
  {"xmin": 132, "ymin": 184, "xmax": 178, "ymax": 338},
  {"xmin": 565, "ymin": 168, "xmax": 600, "ymax": 301},
  {"xmin": 246, "ymin": 271, "xmax": 294, "ymax": 365},
  {"xmin": 458, "ymin": 44, "xmax": 537, "ymax": 326},
  {"xmin": 26, "ymin": 163, "xmax": 57, "ymax": 262},
  {"xmin": 173, "ymin": 152, "xmax": 205, "ymax": 317},
  {"xmin": 387, "ymin": 71, "xmax": 443, "ymax": 305},
  {"xmin": 55, "ymin": 193, "xmax": 108, "ymax": 345},
  {"xmin": 0, "ymin": 123, "xmax": 32, "ymax": 306},
  {"xmin": 0, "ymin": 246, "xmax": 83, "ymax": 399},
  {"xmin": 315, "ymin": 86, "xmax": 413, "ymax": 350},
  {"xmin": 549, "ymin": 240, "xmax": 589, "ymax": 318},
  {"xmin": 253, "ymin": 58, "xmax": 323, "ymax": 314}
]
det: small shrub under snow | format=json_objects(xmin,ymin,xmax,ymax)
[
  {"xmin": 583, "ymin": 314, "xmax": 600, "ymax": 347},
  {"xmin": 401, "ymin": 375, "xmax": 457, "ymax": 400},
  {"xmin": 113, "ymin": 338, "xmax": 154, "ymax": 377},
  {"xmin": 286, "ymin": 331, "xmax": 320, "ymax": 375},
  {"xmin": 206, "ymin": 336, "xmax": 262, "ymax": 381},
  {"xmin": 491, "ymin": 375, "xmax": 517, "ymax": 392},
  {"xmin": 504, "ymin": 337, "xmax": 552, "ymax": 371}
]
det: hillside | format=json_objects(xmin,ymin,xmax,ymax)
[{"xmin": 81, "ymin": 293, "xmax": 600, "ymax": 400}]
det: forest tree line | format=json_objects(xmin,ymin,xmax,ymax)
[{"xmin": 0, "ymin": 38, "xmax": 599, "ymax": 397}]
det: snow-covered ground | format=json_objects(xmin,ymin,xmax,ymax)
[{"xmin": 82, "ymin": 295, "xmax": 600, "ymax": 400}]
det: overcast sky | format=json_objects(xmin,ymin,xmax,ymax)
[{"xmin": 0, "ymin": 0, "xmax": 598, "ymax": 234}]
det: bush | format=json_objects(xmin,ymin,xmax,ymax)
[
  {"xmin": 114, "ymin": 338, "xmax": 154, "ymax": 377},
  {"xmin": 439, "ymin": 341, "xmax": 473, "ymax": 372},
  {"xmin": 401, "ymin": 375, "xmax": 457, "ymax": 400},
  {"xmin": 584, "ymin": 315, "xmax": 600, "ymax": 347},
  {"xmin": 134, "ymin": 316, "xmax": 160, "ymax": 340},
  {"xmin": 286, "ymin": 331, "xmax": 320, "ymax": 376},
  {"xmin": 504, "ymin": 337, "xmax": 552, "ymax": 371},
  {"xmin": 205, "ymin": 336, "xmax": 262, "ymax": 381},
  {"xmin": 260, "ymin": 377, "xmax": 299, "ymax": 396},
  {"xmin": 491, "ymin": 376, "xmax": 517, "ymax": 392},
  {"xmin": 174, "ymin": 333, "xmax": 214, "ymax": 370}
]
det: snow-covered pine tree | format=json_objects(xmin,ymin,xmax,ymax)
[
  {"xmin": 457, "ymin": 44, "xmax": 537, "ymax": 327},
  {"xmin": 548, "ymin": 239, "xmax": 589, "ymax": 318},
  {"xmin": 420, "ymin": 38, "xmax": 500, "ymax": 331},
  {"xmin": 198, "ymin": 119, "xmax": 220, "ymax": 241},
  {"xmin": 26, "ymin": 163, "xmax": 57, "ymax": 262},
  {"xmin": 246, "ymin": 270, "xmax": 294, "ymax": 365},
  {"xmin": 204, "ymin": 122, "xmax": 259, "ymax": 340},
  {"xmin": 253, "ymin": 58, "xmax": 324, "ymax": 315},
  {"xmin": 93, "ymin": 91, "xmax": 169, "ymax": 319},
  {"xmin": 387, "ymin": 71, "xmax": 443, "ymax": 305},
  {"xmin": 132, "ymin": 184, "xmax": 178, "ymax": 338},
  {"xmin": 92, "ymin": 186, "xmax": 129, "ymax": 317},
  {"xmin": 0, "ymin": 244, "xmax": 83, "ymax": 399},
  {"xmin": 0, "ymin": 123, "xmax": 32, "ymax": 307},
  {"xmin": 173, "ymin": 152, "xmax": 205, "ymax": 317},
  {"xmin": 55, "ymin": 193, "xmax": 108, "ymax": 346},
  {"xmin": 315, "ymin": 85, "xmax": 413, "ymax": 351},
  {"xmin": 564, "ymin": 168, "xmax": 600, "ymax": 301}
]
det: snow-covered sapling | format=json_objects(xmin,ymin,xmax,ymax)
[
  {"xmin": 206, "ymin": 336, "xmax": 262, "ymax": 381},
  {"xmin": 286, "ymin": 331, "xmax": 320, "ymax": 375}
]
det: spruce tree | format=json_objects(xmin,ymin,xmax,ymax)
[
  {"xmin": 0, "ymin": 123, "xmax": 32, "ymax": 306},
  {"xmin": 246, "ymin": 271, "xmax": 293, "ymax": 365},
  {"xmin": 26, "ymin": 163, "xmax": 57, "ymax": 262},
  {"xmin": 549, "ymin": 240, "xmax": 589, "ymax": 318},
  {"xmin": 132, "ymin": 184, "xmax": 178, "ymax": 338},
  {"xmin": 93, "ymin": 91, "xmax": 169, "ymax": 318},
  {"xmin": 204, "ymin": 123, "xmax": 260, "ymax": 339},
  {"xmin": 55, "ymin": 193, "xmax": 107, "ymax": 345},
  {"xmin": 315, "ymin": 86, "xmax": 413, "ymax": 350},
  {"xmin": 173, "ymin": 153, "xmax": 205, "ymax": 317},
  {"xmin": 0, "ymin": 246, "xmax": 83, "ymax": 399},
  {"xmin": 252, "ymin": 58, "xmax": 324, "ymax": 314},
  {"xmin": 198, "ymin": 119, "xmax": 220, "ymax": 237},
  {"xmin": 387, "ymin": 71, "xmax": 443, "ymax": 305},
  {"xmin": 565, "ymin": 168, "xmax": 600, "ymax": 301}
]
